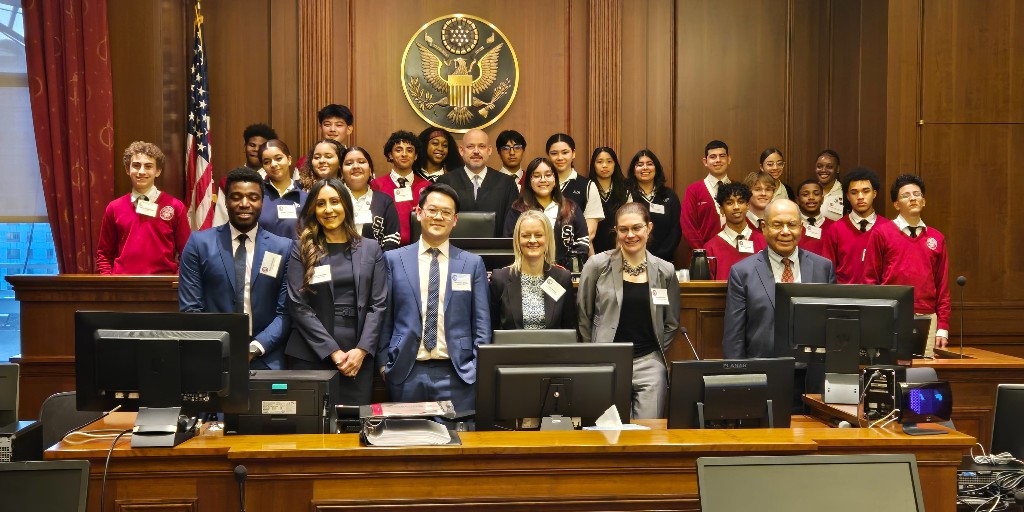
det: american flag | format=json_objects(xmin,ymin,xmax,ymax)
[{"xmin": 185, "ymin": 2, "xmax": 215, "ymax": 230}]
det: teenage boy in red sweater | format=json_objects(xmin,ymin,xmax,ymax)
[
  {"xmin": 681, "ymin": 140, "xmax": 732, "ymax": 251},
  {"xmin": 864, "ymin": 174, "xmax": 950, "ymax": 356},
  {"xmin": 820, "ymin": 167, "xmax": 893, "ymax": 284},
  {"xmin": 704, "ymin": 182, "xmax": 766, "ymax": 280},
  {"xmin": 96, "ymin": 141, "xmax": 191, "ymax": 274},
  {"xmin": 794, "ymin": 178, "xmax": 834, "ymax": 257}
]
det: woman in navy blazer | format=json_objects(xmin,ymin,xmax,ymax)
[
  {"xmin": 490, "ymin": 209, "xmax": 577, "ymax": 330},
  {"xmin": 285, "ymin": 178, "xmax": 387, "ymax": 405}
]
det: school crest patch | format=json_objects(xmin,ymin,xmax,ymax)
[
  {"xmin": 159, "ymin": 206, "xmax": 175, "ymax": 221},
  {"xmin": 926, "ymin": 237, "xmax": 938, "ymax": 251}
]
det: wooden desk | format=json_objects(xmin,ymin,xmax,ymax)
[
  {"xmin": 47, "ymin": 412, "xmax": 973, "ymax": 512},
  {"xmin": 6, "ymin": 275, "xmax": 179, "ymax": 419}
]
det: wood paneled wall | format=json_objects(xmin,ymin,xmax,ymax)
[{"xmin": 104, "ymin": 0, "xmax": 1024, "ymax": 351}]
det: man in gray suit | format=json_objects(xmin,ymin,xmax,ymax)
[{"xmin": 723, "ymin": 199, "xmax": 836, "ymax": 359}]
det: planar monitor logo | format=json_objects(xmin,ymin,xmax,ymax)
[{"xmin": 402, "ymin": 14, "xmax": 519, "ymax": 133}]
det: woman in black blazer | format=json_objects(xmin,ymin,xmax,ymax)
[
  {"xmin": 340, "ymin": 146, "xmax": 401, "ymax": 251},
  {"xmin": 285, "ymin": 178, "xmax": 387, "ymax": 405},
  {"xmin": 490, "ymin": 209, "xmax": 577, "ymax": 330}
]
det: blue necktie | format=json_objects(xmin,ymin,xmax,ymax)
[
  {"xmin": 423, "ymin": 248, "xmax": 440, "ymax": 351},
  {"xmin": 234, "ymin": 233, "xmax": 248, "ymax": 313}
]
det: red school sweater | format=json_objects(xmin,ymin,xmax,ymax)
[
  {"xmin": 863, "ymin": 221, "xmax": 951, "ymax": 330},
  {"xmin": 680, "ymin": 180, "xmax": 721, "ymax": 250},
  {"xmin": 369, "ymin": 174, "xmax": 430, "ymax": 246},
  {"xmin": 820, "ymin": 215, "xmax": 893, "ymax": 284},
  {"xmin": 798, "ymin": 217, "xmax": 835, "ymax": 257},
  {"xmin": 704, "ymin": 229, "xmax": 767, "ymax": 280},
  {"xmin": 95, "ymin": 193, "xmax": 192, "ymax": 275}
]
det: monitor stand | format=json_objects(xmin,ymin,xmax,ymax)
[
  {"xmin": 131, "ymin": 407, "xmax": 197, "ymax": 448},
  {"xmin": 824, "ymin": 373, "xmax": 860, "ymax": 404},
  {"xmin": 540, "ymin": 415, "xmax": 574, "ymax": 430}
]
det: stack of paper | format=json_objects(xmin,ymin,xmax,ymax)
[{"xmin": 363, "ymin": 418, "xmax": 452, "ymax": 447}]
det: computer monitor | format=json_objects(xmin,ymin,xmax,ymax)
[
  {"xmin": 74, "ymin": 312, "xmax": 250, "ymax": 415},
  {"xmin": 492, "ymin": 329, "xmax": 578, "ymax": 345},
  {"xmin": 990, "ymin": 384, "xmax": 1024, "ymax": 458},
  {"xmin": 0, "ymin": 363, "xmax": 17, "ymax": 426},
  {"xmin": 667, "ymin": 358, "xmax": 794, "ymax": 429},
  {"xmin": 476, "ymin": 343, "xmax": 633, "ymax": 431},
  {"xmin": 0, "ymin": 460, "xmax": 90, "ymax": 512},
  {"xmin": 697, "ymin": 454, "xmax": 926, "ymax": 512}
]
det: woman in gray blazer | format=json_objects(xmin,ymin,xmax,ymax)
[{"xmin": 578, "ymin": 202, "xmax": 680, "ymax": 419}]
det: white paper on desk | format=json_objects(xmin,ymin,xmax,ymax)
[
  {"xmin": 364, "ymin": 418, "xmax": 451, "ymax": 447},
  {"xmin": 581, "ymin": 405, "xmax": 650, "ymax": 431}
]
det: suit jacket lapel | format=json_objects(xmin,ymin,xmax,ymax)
[
  {"xmin": 610, "ymin": 253, "xmax": 624, "ymax": 313},
  {"xmin": 351, "ymin": 241, "xmax": 363, "ymax": 300},
  {"xmin": 445, "ymin": 247, "xmax": 466, "ymax": 314},
  {"xmin": 797, "ymin": 249, "xmax": 814, "ymax": 282},
  {"xmin": 646, "ymin": 250, "xmax": 660, "ymax": 336},
  {"xmin": 512, "ymin": 271, "xmax": 527, "ymax": 328},
  {"xmin": 754, "ymin": 250, "xmax": 776, "ymax": 309},
  {"xmin": 401, "ymin": 245, "xmax": 422, "ymax": 316},
  {"xmin": 217, "ymin": 225, "xmax": 238, "ymax": 293},
  {"xmin": 249, "ymin": 229, "xmax": 267, "ymax": 289}
]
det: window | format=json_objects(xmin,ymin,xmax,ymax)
[{"xmin": 0, "ymin": 2, "xmax": 58, "ymax": 362}]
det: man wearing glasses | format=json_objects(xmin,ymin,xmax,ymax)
[
  {"xmin": 723, "ymin": 199, "xmax": 836, "ymax": 360},
  {"xmin": 863, "ymin": 174, "xmax": 950, "ymax": 357},
  {"xmin": 378, "ymin": 183, "xmax": 492, "ymax": 414},
  {"xmin": 496, "ymin": 129, "xmax": 527, "ymax": 191}
]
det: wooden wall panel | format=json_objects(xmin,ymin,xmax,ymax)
[
  {"xmin": 787, "ymin": 0, "xmax": 830, "ymax": 186},
  {"xmin": 674, "ymin": 0, "xmax": 789, "ymax": 193}
]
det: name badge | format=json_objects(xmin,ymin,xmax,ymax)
[
  {"xmin": 310, "ymin": 264, "xmax": 331, "ymax": 284},
  {"xmin": 260, "ymin": 252, "xmax": 282, "ymax": 277},
  {"xmin": 277, "ymin": 204, "xmax": 298, "ymax": 219},
  {"xmin": 540, "ymin": 276, "xmax": 566, "ymax": 301},
  {"xmin": 826, "ymin": 200, "xmax": 844, "ymax": 216},
  {"xmin": 651, "ymin": 288, "xmax": 670, "ymax": 306},
  {"xmin": 649, "ymin": 203, "xmax": 665, "ymax": 215},
  {"xmin": 355, "ymin": 211, "xmax": 372, "ymax": 225},
  {"xmin": 394, "ymin": 187, "xmax": 414, "ymax": 203},
  {"xmin": 804, "ymin": 224, "xmax": 822, "ymax": 239},
  {"xmin": 738, "ymin": 239, "xmax": 754, "ymax": 253},
  {"xmin": 451, "ymin": 273, "xmax": 472, "ymax": 291},
  {"xmin": 136, "ymin": 200, "xmax": 158, "ymax": 217}
]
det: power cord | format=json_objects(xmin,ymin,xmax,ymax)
[
  {"xmin": 99, "ymin": 429, "xmax": 132, "ymax": 511},
  {"xmin": 971, "ymin": 443, "xmax": 1024, "ymax": 466},
  {"xmin": 58, "ymin": 405, "xmax": 122, "ymax": 445},
  {"xmin": 868, "ymin": 408, "xmax": 900, "ymax": 429}
]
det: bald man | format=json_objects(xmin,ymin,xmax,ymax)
[
  {"xmin": 723, "ymin": 199, "xmax": 836, "ymax": 359},
  {"xmin": 436, "ymin": 129, "xmax": 519, "ymax": 236}
]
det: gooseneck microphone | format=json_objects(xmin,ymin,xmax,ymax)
[
  {"xmin": 956, "ymin": 276, "xmax": 967, "ymax": 359},
  {"xmin": 681, "ymin": 326, "xmax": 701, "ymax": 360},
  {"xmin": 234, "ymin": 464, "xmax": 247, "ymax": 512}
]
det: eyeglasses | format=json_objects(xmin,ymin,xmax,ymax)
[
  {"xmin": 766, "ymin": 221, "xmax": 802, "ymax": 232},
  {"xmin": 616, "ymin": 224, "xmax": 648, "ymax": 235},
  {"xmin": 500, "ymin": 144, "xmax": 524, "ymax": 152},
  {"xmin": 763, "ymin": 161, "xmax": 785, "ymax": 169},
  {"xmin": 898, "ymin": 191, "xmax": 923, "ymax": 200},
  {"xmin": 421, "ymin": 207, "xmax": 455, "ymax": 220}
]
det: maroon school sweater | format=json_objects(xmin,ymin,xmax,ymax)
[
  {"xmin": 95, "ymin": 192, "xmax": 191, "ymax": 275},
  {"xmin": 821, "ymin": 215, "xmax": 893, "ymax": 284},
  {"xmin": 704, "ymin": 229, "xmax": 767, "ymax": 280}
]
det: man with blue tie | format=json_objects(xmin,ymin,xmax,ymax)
[
  {"xmin": 378, "ymin": 183, "xmax": 491, "ymax": 412},
  {"xmin": 179, "ymin": 167, "xmax": 293, "ymax": 369}
]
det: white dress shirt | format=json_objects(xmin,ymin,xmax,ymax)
[
  {"xmin": 416, "ymin": 238, "xmax": 450, "ymax": 360},
  {"xmin": 228, "ymin": 223, "xmax": 261, "ymax": 354},
  {"xmin": 704, "ymin": 174, "xmax": 730, "ymax": 227}
]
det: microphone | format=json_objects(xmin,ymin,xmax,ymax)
[
  {"xmin": 234, "ymin": 465, "xmax": 247, "ymax": 512},
  {"xmin": 956, "ymin": 276, "xmax": 967, "ymax": 359},
  {"xmin": 680, "ymin": 326, "xmax": 700, "ymax": 360}
]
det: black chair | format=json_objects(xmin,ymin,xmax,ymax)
[
  {"xmin": 410, "ymin": 210, "xmax": 497, "ymax": 240},
  {"xmin": 38, "ymin": 392, "xmax": 103, "ymax": 450}
]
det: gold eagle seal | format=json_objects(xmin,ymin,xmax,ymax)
[{"xmin": 402, "ymin": 14, "xmax": 519, "ymax": 133}]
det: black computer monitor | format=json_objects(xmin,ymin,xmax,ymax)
[
  {"xmin": 697, "ymin": 454, "xmax": 926, "ymax": 511},
  {"xmin": 476, "ymin": 343, "xmax": 633, "ymax": 431},
  {"xmin": 74, "ymin": 311, "xmax": 250, "ymax": 415},
  {"xmin": 774, "ymin": 283, "xmax": 916, "ymax": 368},
  {"xmin": 990, "ymin": 384, "xmax": 1024, "ymax": 457},
  {"xmin": 667, "ymin": 358, "xmax": 795, "ymax": 429},
  {"xmin": 0, "ymin": 460, "xmax": 90, "ymax": 512},
  {"xmin": 0, "ymin": 363, "xmax": 17, "ymax": 426}
]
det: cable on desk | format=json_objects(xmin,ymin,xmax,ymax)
[{"xmin": 99, "ymin": 428, "xmax": 132, "ymax": 511}]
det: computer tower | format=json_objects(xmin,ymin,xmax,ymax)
[
  {"xmin": 224, "ymin": 370, "xmax": 340, "ymax": 435},
  {"xmin": 0, "ymin": 421, "xmax": 43, "ymax": 462}
]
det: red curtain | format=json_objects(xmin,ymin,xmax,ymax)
[{"xmin": 23, "ymin": 0, "xmax": 115, "ymax": 274}]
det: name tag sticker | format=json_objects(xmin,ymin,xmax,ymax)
[
  {"xmin": 649, "ymin": 203, "xmax": 665, "ymax": 215},
  {"xmin": 805, "ymin": 225, "xmax": 822, "ymax": 239},
  {"xmin": 310, "ymin": 264, "xmax": 332, "ymax": 284},
  {"xmin": 827, "ymin": 200, "xmax": 844, "ymax": 216},
  {"xmin": 738, "ymin": 239, "xmax": 755, "ymax": 253},
  {"xmin": 136, "ymin": 200, "xmax": 158, "ymax": 217},
  {"xmin": 651, "ymin": 288, "xmax": 670, "ymax": 306},
  {"xmin": 355, "ymin": 211, "xmax": 372, "ymax": 225},
  {"xmin": 260, "ymin": 252, "xmax": 282, "ymax": 277},
  {"xmin": 394, "ymin": 187, "xmax": 414, "ymax": 203},
  {"xmin": 540, "ymin": 276, "xmax": 566, "ymax": 301},
  {"xmin": 277, "ymin": 204, "xmax": 298, "ymax": 219},
  {"xmin": 451, "ymin": 273, "xmax": 472, "ymax": 291}
]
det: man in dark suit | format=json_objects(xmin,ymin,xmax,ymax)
[
  {"xmin": 723, "ymin": 199, "xmax": 836, "ymax": 359},
  {"xmin": 378, "ymin": 183, "xmax": 492, "ymax": 412},
  {"xmin": 179, "ymin": 167, "xmax": 292, "ymax": 370},
  {"xmin": 437, "ymin": 129, "xmax": 519, "ymax": 236}
]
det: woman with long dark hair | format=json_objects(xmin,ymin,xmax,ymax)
[
  {"xmin": 340, "ymin": 146, "xmax": 401, "ymax": 251},
  {"xmin": 285, "ymin": 178, "xmax": 386, "ymax": 405},
  {"xmin": 625, "ymin": 149, "xmax": 681, "ymax": 262},
  {"xmin": 588, "ymin": 147, "xmax": 629, "ymax": 253},
  {"xmin": 503, "ymin": 157, "xmax": 589, "ymax": 271},
  {"xmin": 257, "ymin": 139, "xmax": 307, "ymax": 239},
  {"xmin": 298, "ymin": 139, "xmax": 344, "ymax": 192}
]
